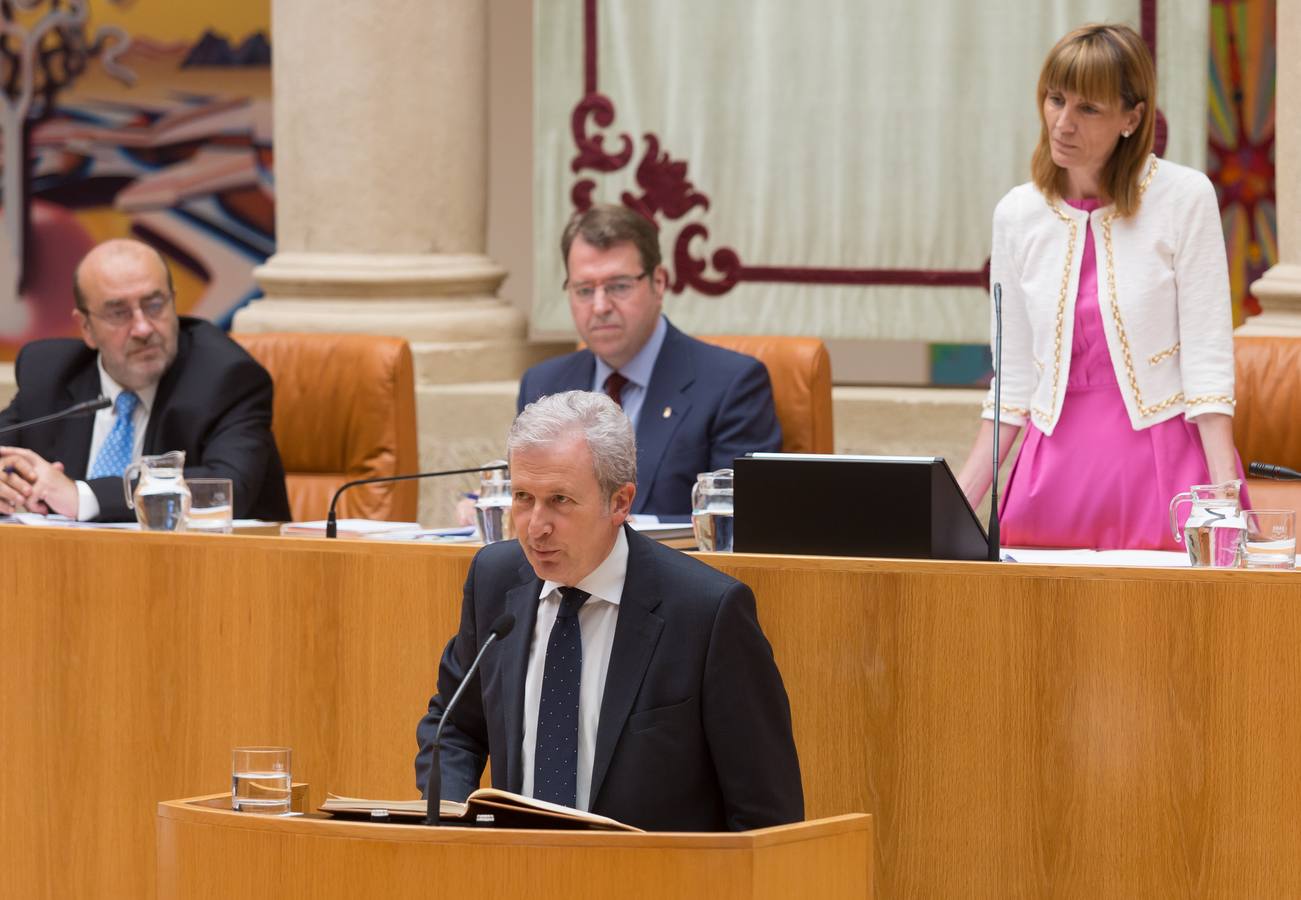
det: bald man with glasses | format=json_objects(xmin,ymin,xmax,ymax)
[
  {"xmin": 518, "ymin": 204, "xmax": 782, "ymax": 519},
  {"xmin": 0, "ymin": 238, "xmax": 290, "ymax": 522}
]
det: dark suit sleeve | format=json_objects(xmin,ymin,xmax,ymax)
[
  {"xmin": 702, "ymin": 581, "xmax": 804, "ymax": 829},
  {"xmin": 0, "ymin": 343, "xmax": 42, "ymax": 433},
  {"xmin": 414, "ymin": 557, "xmax": 491, "ymax": 800},
  {"xmin": 179, "ymin": 358, "xmax": 280, "ymax": 518},
  {"xmin": 0, "ymin": 398, "xmax": 18, "ymax": 431},
  {"xmin": 708, "ymin": 357, "xmax": 782, "ymax": 470}
]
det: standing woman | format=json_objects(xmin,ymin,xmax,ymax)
[{"xmin": 956, "ymin": 23, "xmax": 1245, "ymax": 550}]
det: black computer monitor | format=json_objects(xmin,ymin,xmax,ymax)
[{"xmin": 732, "ymin": 453, "xmax": 989, "ymax": 560}]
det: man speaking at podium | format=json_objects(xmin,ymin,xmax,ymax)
[{"xmin": 416, "ymin": 391, "xmax": 803, "ymax": 831}]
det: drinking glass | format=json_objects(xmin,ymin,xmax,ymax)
[
  {"xmin": 692, "ymin": 469, "xmax": 734, "ymax": 552},
  {"xmin": 475, "ymin": 461, "xmax": 513, "ymax": 544},
  {"xmin": 186, "ymin": 478, "xmax": 234, "ymax": 534},
  {"xmin": 1242, "ymin": 509, "xmax": 1297, "ymax": 570},
  {"xmin": 231, "ymin": 746, "xmax": 292, "ymax": 814}
]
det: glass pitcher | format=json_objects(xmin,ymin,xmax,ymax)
[
  {"xmin": 1169, "ymin": 480, "xmax": 1244, "ymax": 567},
  {"xmin": 475, "ymin": 460, "xmax": 513, "ymax": 544},
  {"xmin": 691, "ymin": 468, "xmax": 734, "ymax": 552},
  {"xmin": 124, "ymin": 450, "xmax": 191, "ymax": 531}
]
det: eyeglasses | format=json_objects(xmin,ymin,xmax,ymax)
[
  {"xmin": 85, "ymin": 294, "xmax": 173, "ymax": 328},
  {"xmin": 565, "ymin": 272, "xmax": 648, "ymax": 303}
]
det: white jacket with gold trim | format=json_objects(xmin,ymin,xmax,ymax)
[{"xmin": 982, "ymin": 156, "xmax": 1235, "ymax": 436}]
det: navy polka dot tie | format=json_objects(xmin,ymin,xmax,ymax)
[
  {"xmin": 533, "ymin": 587, "xmax": 589, "ymax": 807},
  {"xmin": 87, "ymin": 391, "xmax": 139, "ymax": 479}
]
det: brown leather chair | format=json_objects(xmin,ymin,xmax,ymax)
[
  {"xmin": 232, "ymin": 332, "xmax": 419, "ymax": 522},
  {"xmin": 1234, "ymin": 335, "xmax": 1301, "ymax": 516},
  {"xmin": 697, "ymin": 335, "xmax": 834, "ymax": 453}
]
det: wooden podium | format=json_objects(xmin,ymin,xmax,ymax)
[{"xmin": 156, "ymin": 794, "xmax": 873, "ymax": 900}]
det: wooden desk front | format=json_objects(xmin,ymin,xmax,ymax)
[{"xmin": 5, "ymin": 527, "xmax": 1300, "ymax": 898}]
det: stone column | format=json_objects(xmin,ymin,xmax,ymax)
[
  {"xmin": 1243, "ymin": 4, "xmax": 1301, "ymax": 334},
  {"xmin": 236, "ymin": 0, "xmax": 538, "ymax": 383}
]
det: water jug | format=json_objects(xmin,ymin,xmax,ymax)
[{"xmin": 124, "ymin": 450, "xmax": 190, "ymax": 531}]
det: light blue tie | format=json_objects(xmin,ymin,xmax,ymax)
[{"xmin": 87, "ymin": 391, "xmax": 140, "ymax": 479}]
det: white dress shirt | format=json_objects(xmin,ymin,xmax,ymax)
[
  {"xmin": 591, "ymin": 315, "xmax": 668, "ymax": 430},
  {"xmin": 75, "ymin": 357, "xmax": 155, "ymax": 521},
  {"xmin": 520, "ymin": 527, "xmax": 628, "ymax": 811}
]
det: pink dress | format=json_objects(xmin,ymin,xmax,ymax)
[{"xmin": 998, "ymin": 197, "xmax": 1247, "ymax": 551}]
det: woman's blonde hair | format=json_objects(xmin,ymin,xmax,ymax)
[{"xmin": 1031, "ymin": 24, "xmax": 1155, "ymax": 216}]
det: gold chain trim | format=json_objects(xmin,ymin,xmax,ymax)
[
  {"xmin": 982, "ymin": 399, "xmax": 1030, "ymax": 417},
  {"xmin": 1038, "ymin": 201, "xmax": 1078, "ymax": 424},
  {"xmin": 1096, "ymin": 156, "xmax": 1214, "ymax": 419},
  {"xmin": 1186, "ymin": 393, "xmax": 1236, "ymax": 408},
  {"xmin": 1147, "ymin": 342, "xmax": 1180, "ymax": 366}
]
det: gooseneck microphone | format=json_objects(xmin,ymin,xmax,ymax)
[
  {"xmin": 1249, "ymin": 461, "xmax": 1301, "ymax": 481},
  {"xmin": 987, "ymin": 283, "xmax": 1003, "ymax": 562},
  {"xmin": 324, "ymin": 463, "xmax": 508, "ymax": 538},
  {"xmin": 0, "ymin": 396, "xmax": 110, "ymax": 438},
  {"xmin": 424, "ymin": 611, "xmax": 516, "ymax": 826}
]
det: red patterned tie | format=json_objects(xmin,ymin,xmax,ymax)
[{"xmin": 604, "ymin": 371, "xmax": 629, "ymax": 407}]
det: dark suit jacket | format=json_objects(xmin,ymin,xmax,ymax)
[
  {"xmin": 0, "ymin": 317, "xmax": 291, "ymax": 522},
  {"xmin": 517, "ymin": 320, "xmax": 782, "ymax": 518},
  {"xmin": 414, "ymin": 526, "xmax": 804, "ymax": 832}
]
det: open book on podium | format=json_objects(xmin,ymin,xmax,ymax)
[{"xmin": 321, "ymin": 787, "xmax": 643, "ymax": 831}]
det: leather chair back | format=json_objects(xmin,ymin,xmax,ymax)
[
  {"xmin": 1234, "ymin": 335, "xmax": 1301, "ymax": 516},
  {"xmin": 698, "ymin": 335, "xmax": 834, "ymax": 453},
  {"xmin": 232, "ymin": 332, "xmax": 419, "ymax": 522}
]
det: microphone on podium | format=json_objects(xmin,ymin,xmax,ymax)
[
  {"xmin": 424, "ymin": 612, "xmax": 516, "ymax": 826},
  {"xmin": 0, "ymin": 396, "xmax": 110, "ymax": 438},
  {"xmin": 323, "ymin": 463, "xmax": 508, "ymax": 538},
  {"xmin": 1248, "ymin": 461, "xmax": 1301, "ymax": 481},
  {"xmin": 987, "ymin": 283, "xmax": 1003, "ymax": 562}
]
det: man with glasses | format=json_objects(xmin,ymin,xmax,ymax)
[
  {"xmin": 0, "ymin": 238, "xmax": 290, "ymax": 522},
  {"xmin": 519, "ymin": 204, "xmax": 781, "ymax": 518}
]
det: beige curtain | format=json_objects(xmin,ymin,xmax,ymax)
[{"xmin": 534, "ymin": 0, "xmax": 1208, "ymax": 342}]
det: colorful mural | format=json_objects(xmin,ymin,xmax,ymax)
[
  {"xmin": 1208, "ymin": 0, "xmax": 1275, "ymax": 325},
  {"xmin": 0, "ymin": 0, "xmax": 271, "ymax": 360}
]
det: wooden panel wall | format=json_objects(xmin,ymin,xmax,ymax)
[{"xmin": 5, "ymin": 527, "xmax": 1300, "ymax": 898}]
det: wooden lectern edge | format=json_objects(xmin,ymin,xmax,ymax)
[{"xmin": 159, "ymin": 792, "xmax": 871, "ymax": 850}]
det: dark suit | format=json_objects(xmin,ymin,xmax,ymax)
[
  {"xmin": 414, "ymin": 526, "xmax": 803, "ymax": 832},
  {"xmin": 0, "ymin": 317, "xmax": 291, "ymax": 522},
  {"xmin": 517, "ymin": 320, "xmax": 782, "ymax": 517}
]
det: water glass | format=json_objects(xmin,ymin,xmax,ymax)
[
  {"xmin": 1242, "ymin": 509, "xmax": 1297, "ymax": 570},
  {"xmin": 692, "ymin": 469, "xmax": 734, "ymax": 552},
  {"xmin": 475, "ymin": 461, "xmax": 513, "ymax": 544},
  {"xmin": 186, "ymin": 478, "xmax": 234, "ymax": 534},
  {"xmin": 231, "ymin": 746, "xmax": 292, "ymax": 814}
]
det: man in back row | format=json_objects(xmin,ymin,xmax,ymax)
[
  {"xmin": 518, "ymin": 203, "xmax": 782, "ymax": 518},
  {"xmin": 0, "ymin": 238, "xmax": 290, "ymax": 522}
]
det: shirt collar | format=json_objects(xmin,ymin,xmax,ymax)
[
  {"xmin": 592, "ymin": 314, "xmax": 668, "ymax": 391},
  {"xmin": 97, "ymin": 356, "xmax": 159, "ymax": 415},
  {"xmin": 539, "ymin": 525, "xmax": 628, "ymax": 607}
]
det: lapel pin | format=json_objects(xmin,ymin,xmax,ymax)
[{"xmin": 662, "ymin": 406, "xmax": 672, "ymax": 419}]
